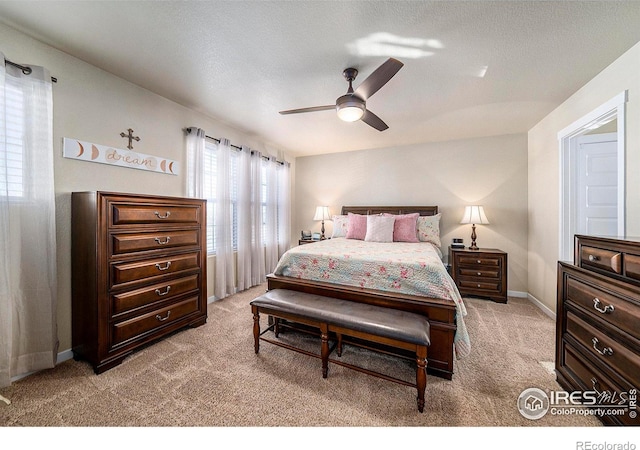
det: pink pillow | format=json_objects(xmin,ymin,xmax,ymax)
[
  {"xmin": 345, "ymin": 213, "xmax": 367, "ymax": 240},
  {"xmin": 384, "ymin": 213, "xmax": 419, "ymax": 242},
  {"xmin": 364, "ymin": 215, "xmax": 395, "ymax": 242}
]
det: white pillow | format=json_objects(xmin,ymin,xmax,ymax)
[
  {"xmin": 364, "ymin": 215, "xmax": 395, "ymax": 243},
  {"xmin": 331, "ymin": 215, "xmax": 349, "ymax": 238}
]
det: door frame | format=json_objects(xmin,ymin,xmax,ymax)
[{"xmin": 558, "ymin": 91, "xmax": 627, "ymax": 262}]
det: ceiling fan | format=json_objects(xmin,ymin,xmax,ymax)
[{"xmin": 279, "ymin": 58, "xmax": 404, "ymax": 131}]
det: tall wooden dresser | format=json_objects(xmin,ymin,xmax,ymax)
[
  {"xmin": 72, "ymin": 191, "xmax": 207, "ymax": 373},
  {"xmin": 556, "ymin": 235, "xmax": 640, "ymax": 425}
]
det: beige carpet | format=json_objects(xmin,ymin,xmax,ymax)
[{"xmin": 0, "ymin": 283, "xmax": 601, "ymax": 428}]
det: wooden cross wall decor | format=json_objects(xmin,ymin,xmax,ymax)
[{"xmin": 120, "ymin": 128, "xmax": 140, "ymax": 150}]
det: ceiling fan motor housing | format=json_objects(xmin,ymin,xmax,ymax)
[{"xmin": 336, "ymin": 94, "xmax": 365, "ymax": 122}]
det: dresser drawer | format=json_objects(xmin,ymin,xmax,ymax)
[
  {"xmin": 110, "ymin": 203, "xmax": 201, "ymax": 226},
  {"xmin": 580, "ymin": 246, "xmax": 622, "ymax": 274},
  {"xmin": 566, "ymin": 276, "xmax": 640, "ymax": 341},
  {"xmin": 566, "ymin": 310, "xmax": 640, "ymax": 388},
  {"xmin": 624, "ymin": 253, "xmax": 640, "ymax": 282},
  {"xmin": 111, "ymin": 296, "xmax": 200, "ymax": 346},
  {"xmin": 111, "ymin": 252, "xmax": 201, "ymax": 288},
  {"xmin": 561, "ymin": 343, "xmax": 638, "ymax": 426},
  {"xmin": 111, "ymin": 230, "xmax": 200, "ymax": 255},
  {"xmin": 458, "ymin": 267, "xmax": 500, "ymax": 279},
  {"xmin": 457, "ymin": 255, "xmax": 501, "ymax": 267},
  {"xmin": 111, "ymin": 274, "xmax": 200, "ymax": 316}
]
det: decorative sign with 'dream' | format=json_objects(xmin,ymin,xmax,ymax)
[{"xmin": 63, "ymin": 138, "xmax": 179, "ymax": 175}]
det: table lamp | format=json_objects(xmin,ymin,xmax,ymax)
[
  {"xmin": 313, "ymin": 206, "xmax": 331, "ymax": 239},
  {"xmin": 460, "ymin": 205, "xmax": 489, "ymax": 250}
]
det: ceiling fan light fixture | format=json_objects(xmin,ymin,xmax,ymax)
[{"xmin": 336, "ymin": 95, "xmax": 365, "ymax": 122}]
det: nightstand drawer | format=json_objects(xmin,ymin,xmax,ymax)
[
  {"xmin": 459, "ymin": 279, "xmax": 501, "ymax": 292},
  {"xmin": 458, "ymin": 268, "xmax": 500, "ymax": 279},
  {"xmin": 457, "ymin": 255, "xmax": 502, "ymax": 267}
]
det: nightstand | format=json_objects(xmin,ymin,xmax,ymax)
[
  {"xmin": 448, "ymin": 246, "xmax": 508, "ymax": 303},
  {"xmin": 298, "ymin": 239, "xmax": 317, "ymax": 245}
]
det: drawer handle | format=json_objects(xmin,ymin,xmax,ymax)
[
  {"xmin": 477, "ymin": 272, "xmax": 482, "ymax": 276},
  {"xmin": 593, "ymin": 298, "xmax": 614, "ymax": 314},
  {"xmin": 477, "ymin": 284, "xmax": 481, "ymax": 288},
  {"xmin": 588, "ymin": 254, "xmax": 600, "ymax": 262},
  {"xmin": 155, "ymin": 286, "xmax": 171, "ymax": 296},
  {"xmin": 477, "ymin": 260, "xmax": 482, "ymax": 264},
  {"xmin": 591, "ymin": 377, "xmax": 601, "ymax": 393},
  {"xmin": 591, "ymin": 337, "xmax": 613, "ymax": 357},
  {"xmin": 155, "ymin": 261, "xmax": 172, "ymax": 271},
  {"xmin": 154, "ymin": 236, "xmax": 171, "ymax": 245},
  {"xmin": 154, "ymin": 211, "xmax": 171, "ymax": 219},
  {"xmin": 155, "ymin": 311, "xmax": 171, "ymax": 322}
]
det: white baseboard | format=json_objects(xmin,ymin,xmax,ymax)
[
  {"xmin": 527, "ymin": 292, "xmax": 556, "ymax": 320},
  {"xmin": 507, "ymin": 289, "xmax": 528, "ymax": 298},
  {"xmin": 57, "ymin": 348, "xmax": 74, "ymax": 364}
]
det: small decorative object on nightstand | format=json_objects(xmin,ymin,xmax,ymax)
[
  {"xmin": 449, "ymin": 246, "xmax": 507, "ymax": 303},
  {"xmin": 460, "ymin": 205, "xmax": 489, "ymax": 250},
  {"xmin": 313, "ymin": 206, "xmax": 331, "ymax": 240}
]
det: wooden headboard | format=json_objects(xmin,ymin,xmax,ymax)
[{"xmin": 341, "ymin": 206, "xmax": 438, "ymax": 216}]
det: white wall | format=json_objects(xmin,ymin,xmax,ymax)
[
  {"xmin": 294, "ymin": 133, "xmax": 529, "ymax": 293},
  {"xmin": 0, "ymin": 22, "xmax": 296, "ymax": 353},
  {"xmin": 528, "ymin": 41, "xmax": 640, "ymax": 313}
]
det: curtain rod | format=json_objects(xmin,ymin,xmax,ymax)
[
  {"xmin": 4, "ymin": 58, "xmax": 58, "ymax": 83},
  {"xmin": 205, "ymin": 134, "xmax": 287, "ymax": 166}
]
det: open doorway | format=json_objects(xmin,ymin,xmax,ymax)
[{"xmin": 558, "ymin": 91, "xmax": 627, "ymax": 262}]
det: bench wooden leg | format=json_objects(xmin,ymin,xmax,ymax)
[
  {"xmin": 252, "ymin": 306, "xmax": 260, "ymax": 354},
  {"xmin": 321, "ymin": 322, "xmax": 329, "ymax": 378},
  {"xmin": 416, "ymin": 345, "xmax": 427, "ymax": 413},
  {"xmin": 274, "ymin": 317, "xmax": 280, "ymax": 337},
  {"xmin": 336, "ymin": 333, "xmax": 343, "ymax": 357}
]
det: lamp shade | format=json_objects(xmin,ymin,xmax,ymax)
[
  {"xmin": 460, "ymin": 205, "xmax": 489, "ymax": 225},
  {"xmin": 313, "ymin": 206, "xmax": 331, "ymax": 221}
]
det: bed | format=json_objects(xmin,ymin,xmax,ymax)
[{"xmin": 266, "ymin": 206, "xmax": 469, "ymax": 380}]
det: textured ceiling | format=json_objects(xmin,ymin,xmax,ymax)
[{"xmin": 1, "ymin": 1, "xmax": 639, "ymax": 157}]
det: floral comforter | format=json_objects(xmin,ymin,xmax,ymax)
[{"xmin": 273, "ymin": 238, "xmax": 470, "ymax": 359}]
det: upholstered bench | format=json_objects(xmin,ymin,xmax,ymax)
[{"xmin": 250, "ymin": 288, "xmax": 431, "ymax": 412}]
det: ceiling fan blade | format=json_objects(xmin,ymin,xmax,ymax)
[
  {"xmin": 354, "ymin": 58, "xmax": 404, "ymax": 100},
  {"xmin": 279, "ymin": 105, "xmax": 335, "ymax": 115},
  {"xmin": 361, "ymin": 109, "xmax": 389, "ymax": 131}
]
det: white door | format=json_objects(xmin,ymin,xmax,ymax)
[{"xmin": 575, "ymin": 132, "xmax": 618, "ymax": 236}]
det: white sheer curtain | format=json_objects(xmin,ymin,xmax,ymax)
[
  {"xmin": 214, "ymin": 138, "xmax": 235, "ymax": 299},
  {"xmin": 277, "ymin": 161, "xmax": 291, "ymax": 260},
  {"xmin": 237, "ymin": 146, "xmax": 265, "ymax": 291},
  {"xmin": 184, "ymin": 129, "xmax": 291, "ymax": 300},
  {"xmin": 185, "ymin": 127, "xmax": 205, "ymax": 198},
  {"xmin": 0, "ymin": 54, "xmax": 57, "ymax": 390},
  {"xmin": 263, "ymin": 156, "xmax": 279, "ymax": 273}
]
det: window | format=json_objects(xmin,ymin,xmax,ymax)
[
  {"xmin": 202, "ymin": 140, "xmax": 239, "ymax": 254},
  {"xmin": 201, "ymin": 139, "xmax": 289, "ymax": 256},
  {"xmin": 0, "ymin": 75, "xmax": 25, "ymax": 198}
]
